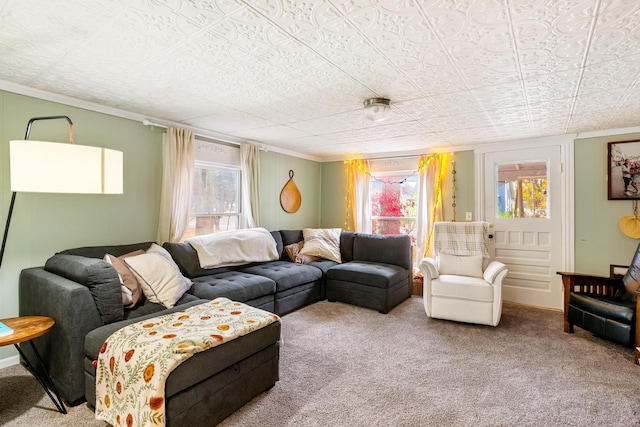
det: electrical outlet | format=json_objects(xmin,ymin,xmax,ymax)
[{"xmin": 465, "ymin": 212, "xmax": 472, "ymax": 221}]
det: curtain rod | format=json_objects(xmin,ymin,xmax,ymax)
[
  {"xmin": 142, "ymin": 119, "xmax": 271, "ymax": 151},
  {"xmin": 369, "ymin": 153, "xmax": 449, "ymax": 162}
]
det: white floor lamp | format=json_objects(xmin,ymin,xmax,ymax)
[{"xmin": 0, "ymin": 115, "xmax": 124, "ymax": 268}]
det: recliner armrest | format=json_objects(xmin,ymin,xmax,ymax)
[
  {"xmin": 556, "ymin": 272, "xmax": 624, "ymax": 296},
  {"xmin": 419, "ymin": 257, "xmax": 438, "ymax": 279},
  {"xmin": 483, "ymin": 261, "xmax": 507, "ymax": 283}
]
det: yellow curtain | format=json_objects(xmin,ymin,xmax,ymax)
[{"xmin": 416, "ymin": 154, "xmax": 447, "ymax": 259}]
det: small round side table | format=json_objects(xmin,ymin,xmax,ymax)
[{"xmin": 0, "ymin": 316, "xmax": 67, "ymax": 414}]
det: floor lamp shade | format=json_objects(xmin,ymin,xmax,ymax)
[{"xmin": 10, "ymin": 140, "xmax": 123, "ymax": 194}]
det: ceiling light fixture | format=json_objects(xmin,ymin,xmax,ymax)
[{"xmin": 363, "ymin": 98, "xmax": 390, "ymax": 122}]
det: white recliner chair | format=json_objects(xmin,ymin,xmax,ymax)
[{"xmin": 418, "ymin": 221, "xmax": 508, "ymax": 327}]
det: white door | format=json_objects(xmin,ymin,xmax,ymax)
[{"xmin": 482, "ymin": 146, "xmax": 563, "ymax": 309}]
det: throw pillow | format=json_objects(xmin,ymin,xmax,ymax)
[
  {"xmin": 147, "ymin": 243, "xmax": 192, "ymax": 289},
  {"xmin": 124, "ymin": 253, "xmax": 192, "ymax": 308},
  {"xmin": 103, "ymin": 250, "xmax": 145, "ymax": 308},
  {"xmin": 437, "ymin": 253, "xmax": 483, "ymax": 278},
  {"xmin": 284, "ymin": 241, "xmax": 321, "ymax": 264},
  {"xmin": 299, "ymin": 228, "xmax": 342, "ymax": 263}
]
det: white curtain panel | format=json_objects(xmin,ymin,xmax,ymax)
[
  {"xmin": 240, "ymin": 143, "xmax": 261, "ymax": 228},
  {"xmin": 349, "ymin": 159, "xmax": 372, "ymax": 233},
  {"xmin": 156, "ymin": 127, "xmax": 195, "ymax": 243},
  {"xmin": 416, "ymin": 154, "xmax": 444, "ymax": 260}
]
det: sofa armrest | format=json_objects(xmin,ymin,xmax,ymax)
[
  {"xmin": 419, "ymin": 257, "xmax": 438, "ymax": 280},
  {"xmin": 19, "ymin": 267, "xmax": 102, "ymax": 405}
]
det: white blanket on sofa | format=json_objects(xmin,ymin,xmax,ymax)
[{"xmin": 186, "ymin": 227, "xmax": 278, "ymax": 268}]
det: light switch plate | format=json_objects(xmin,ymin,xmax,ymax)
[{"xmin": 465, "ymin": 212, "xmax": 472, "ymax": 221}]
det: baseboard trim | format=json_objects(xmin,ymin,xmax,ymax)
[{"xmin": 0, "ymin": 355, "xmax": 20, "ymax": 370}]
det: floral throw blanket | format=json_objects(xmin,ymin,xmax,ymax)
[{"xmin": 95, "ymin": 298, "xmax": 280, "ymax": 427}]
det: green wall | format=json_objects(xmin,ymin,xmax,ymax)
[
  {"xmin": 320, "ymin": 161, "xmax": 349, "ymax": 229},
  {"xmin": 574, "ymin": 131, "xmax": 640, "ymax": 275},
  {"xmin": 319, "ymin": 151, "xmax": 476, "ymax": 230},
  {"xmin": 0, "ymin": 91, "xmax": 165, "ymax": 360},
  {"xmin": 443, "ymin": 151, "xmax": 475, "ymax": 222},
  {"xmin": 259, "ymin": 151, "xmax": 321, "ymax": 231}
]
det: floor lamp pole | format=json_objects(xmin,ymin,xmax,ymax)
[{"xmin": 0, "ymin": 115, "xmax": 73, "ymax": 270}]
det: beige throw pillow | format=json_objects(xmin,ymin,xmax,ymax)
[
  {"xmin": 124, "ymin": 252, "xmax": 192, "ymax": 308},
  {"xmin": 147, "ymin": 243, "xmax": 192, "ymax": 289},
  {"xmin": 299, "ymin": 228, "xmax": 342, "ymax": 263},
  {"xmin": 438, "ymin": 253, "xmax": 483, "ymax": 278},
  {"xmin": 284, "ymin": 241, "xmax": 321, "ymax": 264}
]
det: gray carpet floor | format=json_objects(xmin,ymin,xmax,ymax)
[{"xmin": 1, "ymin": 297, "xmax": 639, "ymax": 426}]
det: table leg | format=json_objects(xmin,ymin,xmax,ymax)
[{"xmin": 14, "ymin": 342, "xmax": 67, "ymax": 414}]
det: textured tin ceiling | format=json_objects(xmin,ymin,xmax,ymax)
[{"xmin": 1, "ymin": 0, "xmax": 639, "ymax": 160}]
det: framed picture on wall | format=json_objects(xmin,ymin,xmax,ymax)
[{"xmin": 608, "ymin": 139, "xmax": 640, "ymax": 200}]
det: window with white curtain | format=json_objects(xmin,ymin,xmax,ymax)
[
  {"xmin": 369, "ymin": 157, "xmax": 419, "ymax": 244},
  {"xmin": 182, "ymin": 139, "xmax": 242, "ymax": 240},
  {"xmin": 370, "ymin": 172, "xmax": 418, "ymax": 238},
  {"xmin": 369, "ymin": 171, "xmax": 418, "ymax": 267}
]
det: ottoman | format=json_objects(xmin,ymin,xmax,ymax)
[
  {"xmin": 84, "ymin": 304, "xmax": 281, "ymax": 426},
  {"xmin": 326, "ymin": 260, "xmax": 411, "ymax": 314}
]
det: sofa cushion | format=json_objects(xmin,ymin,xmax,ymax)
[
  {"xmin": 240, "ymin": 261, "xmax": 323, "ymax": 292},
  {"xmin": 85, "ymin": 299, "xmax": 210, "ymax": 361},
  {"xmin": 271, "ymin": 230, "xmax": 284, "ymax": 259},
  {"xmin": 306, "ymin": 259, "xmax": 338, "ymax": 274},
  {"xmin": 45, "ymin": 254, "xmax": 123, "ymax": 325},
  {"xmin": 431, "ymin": 275, "xmax": 494, "ymax": 302},
  {"xmin": 340, "ymin": 232, "xmax": 356, "ymax": 263},
  {"xmin": 57, "ymin": 242, "xmax": 154, "ymax": 259},
  {"xmin": 163, "ymin": 242, "xmax": 235, "ymax": 278},
  {"xmin": 280, "ymin": 230, "xmax": 303, "ymax": 247},
  {"xmin": 353, "ymin": 233, "xmax": 411, "ymax": 270},
  {"xmin": 570, "ymin": 293, "xmax": 635, "ymax": 324},
  {"xmin": 326, "ymin": 261, "xmax": 407, "ymax": 289},
  {"xmin": 124, "ymin": 293, "xmax": 202, "ymax": 320},
  {"xmin": 188, "ymin": 272, "xmax": 276, "ymax": 302}
]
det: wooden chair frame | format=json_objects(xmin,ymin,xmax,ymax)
[{"xmin": 558, "ymin": 272, "xmax": 640, "ymax": 363}]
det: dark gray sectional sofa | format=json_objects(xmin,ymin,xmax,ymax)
[{"xmin": 18, "ymin": 229, "xmax": 412, "ymax": 425}]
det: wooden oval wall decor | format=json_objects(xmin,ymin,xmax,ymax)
[{"xmin": 280, "ymin": 170, "xmax": 301, "ymax": 213}]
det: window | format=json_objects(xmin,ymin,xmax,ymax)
[
  {"xmin": 370, "ymin": 173, "xmax": 418, "ymax": 239},
  {"xmin": 497, "ymin": 161, "xmax": 548, "ymax": 218},
  {"xmin": 183, "ymin": 162, "xmax": 241, "ymax": 239}
]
